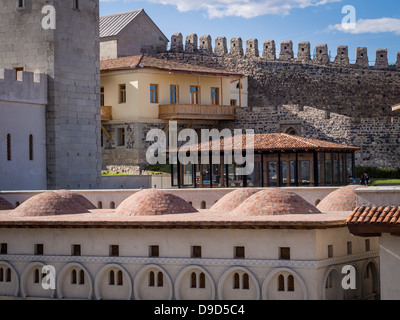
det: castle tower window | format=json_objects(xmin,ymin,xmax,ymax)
[
  {"xmin": 34, "ymin": 269, "xmax": 40, "ymax": 284},
  {"xmin": 149, "ymin": 271, "xmax": 155, "ymax": 286},
  {"xmin": 150, "ymin": 84, "xmax": 158, "ymax": 103},
  {"xmin": 119, "ymin": 84, "xmax": 126, "ymax": 104},
  {"xmin": 109, "ymin": 245, "xmax": 119, "ymax": 257},
  {"xmin": 243, "ymin": 273, "xmax": 250, "ymax": 290},
  {"xmin": 150, "ymin": 245, "xmax": 159, "ymax": 257},
  {"xmin": 0, "ymin": 268, "xmax": 3, "ymax": 282},
  {"xmin": 6, "ymin": 269, "xmax": 11, "ymax": 282},
  {"xmin": 117, "ymin": 270, "xmax": 123, "ymax": 286},
  {"xmin": 279, "ymin": 247, "xmax": 291, "ymax": 260},
  {"xmin": 328, "ymin": 245, "xmax": 333, "ymax": 258},
  {"xmin": 79, "ymin": 270, "xmax": 85, "ymax": 285},
  {"xmin": 347, "ymin": 241, "xmax": 352, "ymax": 255},
  {"xmin": 170, "ymin": 85, "xmax": 177, "ymax": 104},
  {"xmin": 109, "ymin": 270, "xmax": 115, "ymax": 285},
  {"xmin": 7, "ymin": 134, "xmax": 11, "ymax": 161},
  {"xmin": 365, "ymin": 239, "xmax": 370, "ymax": 252},
  {"xmin": 117, "ymin": 128, "xmax": 125, "ymax": 147},
  {"xmin": 0, "ymin": 243, "xmax": 7, "ymax": 254},
  {"xmin": 191, "ymin": 246, "xmax": 202, "ymax": 258},
  {"xmin": 71, "ymin": 270, "xmax": 77, "ymax": 284},
  {"xmin": 71, "ymin": 244, "xmax": 81, "ymax": 256},
  {"xmin": 199, "ymin": 273, "xmax": 206, "ymax": 289},
  {"xmin": 191, "ymin": 272, "xmax": 197, "ymax": 288},
  {"xmin": 278, "ymin": 275, "xmax": 285, "ymax": 291},
  {"xmin": 234, "ymin": 246, "xmax": 245, "ymax": 259},
  {"xmin": 157, "ymin": 272, "xmax": 163, "ymax": 287},
  {"xmin": 100, "ymin": 87, "xmax": 105, "ymax": 106},
  {"xmin": 288, "ymin": 275, "xmax": 295, "ymax": 291},
  {"xmin": 211, "ymin": 88, "xmax": 219, "ymax": 105},
  {"xmin": 17, "ymin": 0, "xmax": 24, "ymax": 9},
  {"xmin": 233, "ymin": 273, "xmax": 240, "ymax": 289},
  {"xmin": 29, "ymin": 134, "xmax": 34, "ymax": 161},
  {"xmin": 73, "ymin": 0, "xmax": 79, "ymax": 10},
  {"xmin": 34, "ymin": 244, "xmax": 43, "ymax": 255},
  {"xmin": 190, "ymin": 86, "xmax": 199, "ymax": 104}
]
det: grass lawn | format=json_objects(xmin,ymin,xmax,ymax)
[
  {"xmin": 143, "ymin": 164, "xmax": 171, "ymax": 174},
  {"xmin": 369, "ymin": 179, "xmax": 400, "ymax": 186},
  {"xmin": 102, "ymin": 171, "xmax": 133, "ymax": 176}
]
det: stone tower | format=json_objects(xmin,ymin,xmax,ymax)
[{"xmin": 0, "ymin": 0, "xmax": 101, "ymax": 190}]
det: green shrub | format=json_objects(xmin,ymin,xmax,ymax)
[{"xmin": 356, "ymin": 166, "xmax": 400, "ymax": 179}]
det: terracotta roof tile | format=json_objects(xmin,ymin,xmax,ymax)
[
  {"xmin": 347, "ymin": 205, "xmax": 400, "ymax": 236},
  {"xmin": 9, "ymin": 192, "xmax": 90, "ymax": 217},
  {"xmin": 210, "ymin": 188, "xmax": 260, "ymax": 211},
  {"xmin": 176, "ymin": 133, "xmax": 360, "ymax": 153},
  {"xmin": 0, "ymin": 197, "xmax": 14, "ymax": 210},
  {"xmin": 116, "ymin": 189, "xmax": 198, "ymax": 216},
  {"xmin": 230, "ymin": 188, "xmax": 321, "ymax": 216},
  {"xmin": 100, "ymin": 55, "xmax": 244, "ymax": 77},
  {"xmin": 317, "ymin": 185, "xmax": 361, "ymax": 212}
]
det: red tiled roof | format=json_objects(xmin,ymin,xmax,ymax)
[
  {"xmin": 176, "ymin": 133, "xmax": 361, "ymax": 153},
  {"xmin": 317, "ymin": 185, "xmax": 362, "ymax": 212},
  {"xmin": 347, "ymin": 206, "xmax": 400, "ymax": 236},
  {"xmin": 100, "ymin": 55, "xmax": 244, "ymax": 77},
  {"xmin": 116, "ymin": 189, "xmax": 198, "ymax": 216},
  {"xmin": 54, "ymin": 190, "xmax": 97, "ymax": 210},
  {"xmin": 10, "ymin": 192, "xmax": 90, "ymax": 217},
  {"xmin": 230, "ymin": 188, "xmax": 321, "ymax": 216},
  {"xmin": 211, "ymin": 188, "xmax": 260, "ymax": 211},
  {"xmin": 0, "ymin": 197, "xmax": 14, "ymax": 210}
]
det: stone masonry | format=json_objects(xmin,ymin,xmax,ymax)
[{"xmin": 0, "ymin": 0, "xmax": 102, "ymax": 189}]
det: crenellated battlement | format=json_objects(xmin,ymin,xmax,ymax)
[
  {"xmin": 0, "ymin": 69, "xmax": 48, "ymax": 105},
  {"xmin": 169, "ymin": 33, "xmax": 400, "ymax": 70}
]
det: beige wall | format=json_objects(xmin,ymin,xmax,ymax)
[
  {"xmin": 0, "ymin": 226, "xmax": 379, "ymax": 300},
  {"xmin": 101, "ymin": 69, "xmax": 233, "ymax": 121}
]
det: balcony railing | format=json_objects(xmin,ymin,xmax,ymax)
[
  {"xmin": 159, "ymin": 104, "xmax": 237, "ymax": 121},
  {"xmin": 101, "ymin": 106, "xmax": 112, "ymax": 121}
]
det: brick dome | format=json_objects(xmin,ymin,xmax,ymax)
[
  {"xmin": 10, "ymin": 192, "xmax": 90, "ymax": 217},
  {"xmin": 211, "ymin": 188, "xmax": 261, "ymax": 211},
  {"xmin": 317, "ymin": 185, "xmax": 361, "ymax": 212},
  {"xmin": 0, "ymin": 197, "xmax": 15, "ymax": 210},
  {"xmin": 54, "ymin": 190, "xmax": 97, "ymax": 209},
  {"xmin": 231, "ymin": 188, "xmax": 321, "ymax": 216},
  {"xmin": 116, "ymin": 189, "xmax": 198, "ymax": 216}
]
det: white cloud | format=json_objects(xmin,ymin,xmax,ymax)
[
  {"xmin": 327, "ymin": 17, "xmax": 400, "ymax": 35},
  {"xmin": 100, "ymin": 0, "xmax": 342, "ymax": 19}
]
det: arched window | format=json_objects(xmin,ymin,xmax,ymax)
[
  {"xmin": 288, "ymin": 275, "xmax": 295, "ymax": 292},
  {"xmin": 6, "ymin": 268, "xmax": 11, "ymax": 282},
  {"xmin": 29, "ymin": 134, "xmax": 33, "ymax": 161},
  {"xmin": 110, "ymin": 201, "xmax": 115, "ymax": 209},
  {"xmin": 242, "ymin": 273, "xmax": 249, "ymax": 290},
  {"xmin": 157, "ymin": 272, "xmax": 163, "ymax": 287},
  {"xmin": 109, "ymin": 270, "xmax": 115, "ymax": 285},
  {"xmin": 71, "ymin": 269, "xmax": 77, "ymax": 284},
  {"xmin": 199, "ymin": 272, "xmax": 206, "ymax": 289},
  {"xmin": 233, "ymin": 273, "xmax": 240, "ymax": 289},
  {"xmin": 278, "ymin": 274, "xmax": 285, "ymax": 291},
  {"xmin": 79, "ymin": 270, "xmax": 85, "ymax": 285},
  {"xmin": 0, "ymin": 268, "xmax": 3, "ymax": 282},
  {"xmin": 285, "ymin": 127, "xmax": 298, "ymax": 136},
  {"xmin": 200, "ymin": 201, "xmax": 206, "ymax": 209},
  {"xmin": 98, "ymin": 201, "xmax": 103, "ymax": 209},
  {"xmin": 34, "ymin": 268, "xmax": 40, "ymax": 284},
  {"xmin": 149, "ymin": 271, "xmax": 155, "ymax": 287},
  {"xmin": 191, "ymin": 272, "xmax": 197, "ymax": 288},
  {"xmin": 117, "ymin": 270, "xmax": 123, "ymax": 286},
  {"xmin": 7, "ymin": 134, "xmax": 11, "ymax": 161}
]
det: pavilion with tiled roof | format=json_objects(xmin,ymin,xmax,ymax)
[{"xmin": 170, "ymin": 133, "xmax": 360, "ymax": 189}]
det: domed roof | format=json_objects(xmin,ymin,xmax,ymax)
[
  {"xmin": 54, "ymin": 190, "xmax": 97, "ymax": 209},
  {"xmin": 317, "ymin": 185, "xmax": 361, "ymax": 212},
  {"xmin": 10, "ymin": 192, "xmax": 90, "ymax": 217},
  {"xmin": 211, "ymin": 188, "xmax": 261, "ymax": 211},
  {"xmin": 116, "ymin": 189, "xmax": 198, "ymax": 216},
  {"xmin": 231, "ymin": 188, "xmax": 321, "ymax": 216},
  {"xmin": 0, "ymin": 197, "xmax": 15, "ymax": 210}
]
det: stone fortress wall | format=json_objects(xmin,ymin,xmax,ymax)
[{"xmin": 157, "ymin": 33, "xmax": 400, "ymax": 169}]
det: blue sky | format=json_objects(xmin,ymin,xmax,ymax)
[{"xmin": 100, "ymin": 0, "xmax": 400, "ymax": 64}]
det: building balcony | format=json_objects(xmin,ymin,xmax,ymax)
[
  {"xmin": 159, "ymin": 104, "xmax": 237, "ymax": 121},
  {"xmin": 101, "ymin": 106, "xmax": 112, "ymax": 121}
]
